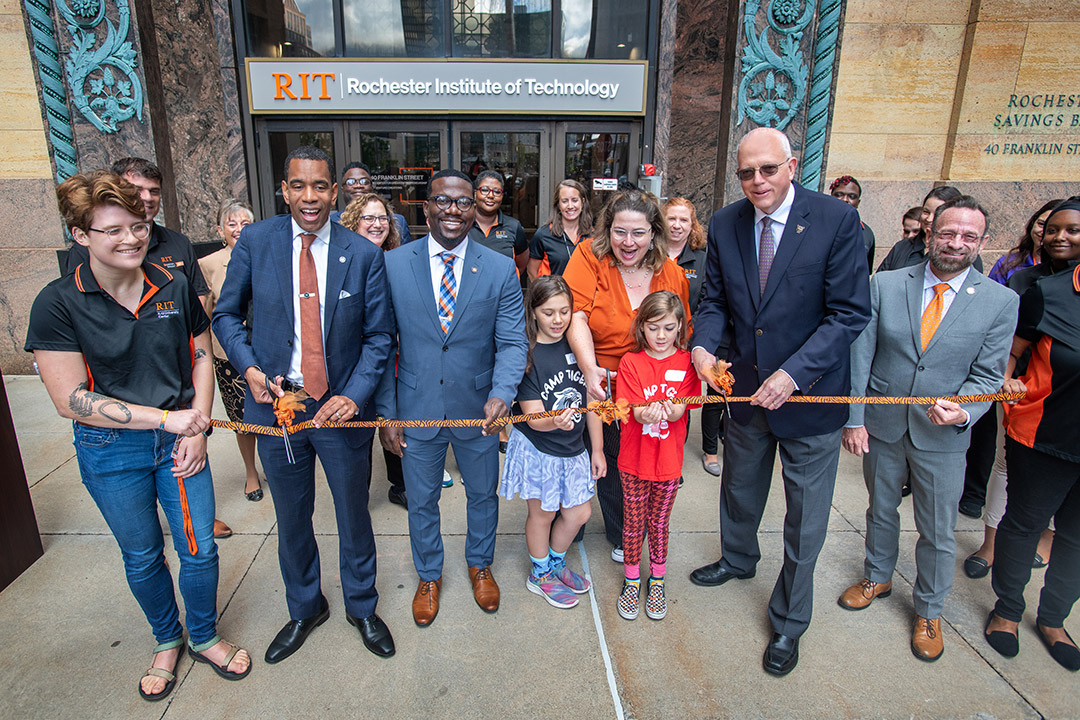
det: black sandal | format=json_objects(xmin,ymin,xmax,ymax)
[{"xmin": 138, "ymin": 639, "xmax": 185, "ymax": 702}]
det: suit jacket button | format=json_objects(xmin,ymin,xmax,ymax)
[
  {"xmin": 443, "ymin": 346, "xmax": 448, "ymax": 352},
  {"xmin": 755, "ymin": 329, "xmax": 763, "ymax": 336},
  {"xmin": 918, "ymin": 366, "xmax": 925, "ymax": 371},
  {"xmin": 440, "ymin": 379, "xmax": 444, "ymax": 384},
  {"xmin": 754, "ymin": 364, "xmax": 758, "ymax": 371}
]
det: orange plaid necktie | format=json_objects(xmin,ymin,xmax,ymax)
[{"xmin": 920, "ymin": 283, "xmax": 950, "ymax": 351}]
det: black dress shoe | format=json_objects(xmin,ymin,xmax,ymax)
[
  {"xmin": 388, "ymin": 485, "xmax": 408, "ymax": 509},
  {"xmin": 347, "ymin": 613, "xmax": 396, "ymax": 658},
  {"xmin": 265, "ymin": 597, "xmax": 330, "ymax": 664},
  {"xmin": 958, "ymin": 499, "xmax": 983, "ymax": 519},
  {"xmin": 763, "ymin": 633, "xmax": 799, "ymax": 676},
  {"xmin": 689, "ymin": 560, "xmax": 755, "ymax": 587}
]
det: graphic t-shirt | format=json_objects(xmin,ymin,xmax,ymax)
[
  {"xmin": 515, "ymin": 337, "xmax": 588, "ymax": 457},
  {"xmin": 617, "ymin": 349, "xmax": 700, "ymax": 481}
]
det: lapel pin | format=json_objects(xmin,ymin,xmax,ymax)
[
  {"xmin": 966, "ymin": 287, "xmax": 975, "ymax": 295},
  {"xmin": 796, "ymin": 225, "xmax": 805, "ymax": 234},
  {"xmin": 471, "ymin": 266, "xmax": 478, "ymax": 273},
  {"xmin": 339, "ymin": 256, "xmax": 346, "ymax": 263}
]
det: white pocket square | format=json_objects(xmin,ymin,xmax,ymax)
[{"xmin": 339, "ymin": 290, "xmax": 352, "ymax": 299}]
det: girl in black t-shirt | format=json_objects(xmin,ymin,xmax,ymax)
[
  {"xmin": 499, "ymin": 276, "xmax": 605, "ymax": 609},
  {"xmin": 25, "ymin": 171, "xmax": 250, "ymax": 700}
]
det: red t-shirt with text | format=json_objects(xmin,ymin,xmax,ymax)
[{"xmin": 616, "ymin": 349, "xmax": 701, "ymax": 482}]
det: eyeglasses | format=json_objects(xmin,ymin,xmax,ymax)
[
  {"xmin": 87, "ymin": 222, "xmax": 152, "ymax": 240},
  {"xmin": 476, "ymin": 187, "xmax": 503, "ymax": 197},
  {"xmin": 360, "ymin": 214, "xmax": 389, "ymax": 225},
  {"xmin": 734, "ymin": 163, "xmax": 783, "ymax": 182},
  {"xmin": 430, "ymin": 195, "xmax": 475, "ymax": 211},
  {"xmin": 344, "ymin": 177, "xmax": 372, "ymax": 187},
  {"xmin": 611, "ymin": 227, "xmax": 651, "ymax": 242},
  {"xmin": 933, "ymin": 230, "xmax": 984, "ymax": 244}
]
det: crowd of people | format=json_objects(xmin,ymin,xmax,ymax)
[{"xmin": 24, "ymin": 127, "xmax": 1080, "ymax": 701}]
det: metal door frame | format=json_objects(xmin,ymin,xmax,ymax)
[
  {"xmin": 254, "ymin": 118, "xmax": 347, "ymax": 220},
  {"xmin": 554, "ymin": 120, "xmax": 641, "ymax": 188}
]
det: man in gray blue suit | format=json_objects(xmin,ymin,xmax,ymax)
[
  {"xmin": 376, "ymin": 169, "xmax": 527, "ymax": 627},
  {"xmin": 838, "ymin": 196, "xmax": 1018, "ymax": 662}
]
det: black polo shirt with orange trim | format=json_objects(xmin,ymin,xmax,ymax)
[
  {"xmin": 25, "ymin": 260, "xmax": 210, "ymax": 411},
  {"xmin": 468, "ymin": 211, "xmax": 527, "ymax": 260},
  {"xmin": 64, "ymin": 223, "xmax": 209, "ymax": 296},
  {"xmin": 529, "ymin": 223, "xmax": 588, "ymax": 277},
  {"xmin": 1006, "ymin": 262, "xmax": 1080, "ymax": 462}
]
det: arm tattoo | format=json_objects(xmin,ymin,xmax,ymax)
[
  {"xmin": 193, "ymin": 348, "xmax": 207, "ymax": 360},
  {"xmin": 67, "ymin": 382, "xmax": 132, "ymax": 423}
]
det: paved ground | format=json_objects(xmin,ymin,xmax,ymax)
[{"xmin": 1, "ymin": 374, "xmax": 1077, "ymax": 719}]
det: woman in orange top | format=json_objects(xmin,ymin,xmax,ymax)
[{"xmin": 564, "ymin": 188, "xmax": 689, "ymax": 560}]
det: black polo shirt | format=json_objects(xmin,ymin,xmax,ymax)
[
  {"xmin": 529, "ymin": 223, "xmax": 587, "ymax": 277},
  {"xmin": 468, "ymin": 211, "xmax": 527, "ymax": 260},
  {"xmin": 25, "ymin": 260, "xmax": 210, "ymax": 410},
  {"xmin": 675, "ymin": 244, "xmax": 707, "ymax": 316},
  {"xmin": 1007, "ymin": 263, "xmax": 1080, "ymax": 461},
  {"xmin": 65, "ymin": 223, "xmax": 209, "ymax": 296}
]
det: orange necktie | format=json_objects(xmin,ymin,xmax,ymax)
[
  {"xmin": 299, "ymin": 233, "xmax": 328, "ymax": 400},
  {"xmin": 920, "ymin": 283, "xmax": 949, "ymax": 351}
]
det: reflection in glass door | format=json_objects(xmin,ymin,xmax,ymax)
[
  {"xmin": 257, "ymin": 121, "xmax": 343, "ymax": 218},
  {"xmin": 558, "ymin": 123, "xmax": 639, "ymax": 218},
  {"xmin": 351, "ymin": 128, "xmax": 444, "ymax": 229},
  {"xmin": 456, "ymin": 124, "xmax": 548, "ymax": 234}
]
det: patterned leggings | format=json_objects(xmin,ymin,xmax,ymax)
[{"xmin": 621, "ymin": 471, "xmax": 680, "ymax": 578}]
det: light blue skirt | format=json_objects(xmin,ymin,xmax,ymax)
[{"xmin": 499, "ymin": 430, "xmax": 596, "ymax": 512}]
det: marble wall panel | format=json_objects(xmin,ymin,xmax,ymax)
[
  {"xmin": 651, "ymin": 0, "xmax": 676, "ymax": 180},
  {"xmin": 978, "ymin": 0, "xmax": 1080, "ymax": 22},
  {"xmin": 826, "ymin": 133, "xmax": 949, "ymax": 180},
  {"xmin": 953, "ymin": 22, "xmax": 1026, "ymax": 131},
  {"xmin": 0, "ymin": 248, "xmax": 61, "ymax": 374},
  {"xmin": 0, "ymin": 132, "xmax": 53, "ymax": 180},
  {"xmin": 0, "ymin": 179, "xmax": 66, "ymax": 250},
  {"xmin": 665, "ymin": 0, "xmax": 731, "ymax": 218},
  {"xmin": 844, "ymin": 0, "xmax": 970, "ymax": 25},
  {"xmin": 211, "ymin": 0, "xmax": 250, "ymax": 202},
  {"xmin": 151, "ymin": 0, "xmax": 236, "ymax": 241},
  {"xmin": 1014, "ymin": 22, "xmax": 1080, "ymax": 87},
  {"xmin": 829, "ymin": 23, "xmax": 966, "ymax": 137},
  {"xmin": 0, "ymin": 15, "xmax": 46, "ymax": 134}
]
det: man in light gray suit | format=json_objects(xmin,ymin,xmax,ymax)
[{"xmin": 838, "ymin": 196, "xmax": 1018, "ymax": 662}]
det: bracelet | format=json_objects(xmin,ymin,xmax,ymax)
[{"xmin": 160, "ymin": 410, "xmax": 169, "ymax": 429}]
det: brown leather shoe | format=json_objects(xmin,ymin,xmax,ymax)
[
  {"xmin": 213, "ymin": 519, "xmax": 233, "ymax": 539},
  {"xmin": 837, "ymin": 578, "xmax": 892, "ymax": 610},
  {"xmin": 412, "ymin": 579, "xmax": 441, "ymax": 627},
  {"xmin": 911, "ymin": 615, "xmax": 944, "ymax": 661},
  {"xmin": 468, "ymin": 566, "xmax": 500, "ymax": 612}
]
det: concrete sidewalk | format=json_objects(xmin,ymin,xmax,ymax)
[{"xmin": 1, "ymin": 374, "xmax": 1076, "ymax": 719}]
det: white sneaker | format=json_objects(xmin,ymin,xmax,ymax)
[
  {"xmin": 611, "ymin": 545, "xmax": 624, "ymax": 563},
  {"xmin": 442, "ymin": 470, "xmax": 454, "ymax": 488}
]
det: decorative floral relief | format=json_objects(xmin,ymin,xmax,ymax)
[{"xmin": 737, "ymin": 0, "xmax": 816, "ymax": 130}]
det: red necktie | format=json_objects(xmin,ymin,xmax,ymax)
[
  {"xmin": 920, "ymin": 283, "xmax": 949, "ymax": 351},
  {"xmin": 299, "ymin": 233, "xmax": 328, "ymax": 400}
]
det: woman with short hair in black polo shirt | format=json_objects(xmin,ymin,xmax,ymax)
[
  {"xmin": 984, "ymin": 199, "xmax": 1080, "ymax": 672},
  {"xmin": 25, "ymin": 171, "xmax": 251, "ymax": 700}
]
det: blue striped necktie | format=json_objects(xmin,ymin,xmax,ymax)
[{"xmin": 437, "ymin": 251, "xmax": 457, "ymax": 333}]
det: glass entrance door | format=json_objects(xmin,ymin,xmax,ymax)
[
  {"xmin": 254, "ymin": 118, "xmax": 641, "ymax": 237},
  {"xmin": 454, "ymin": 122, "xmax": 550, "ymax": 235}
]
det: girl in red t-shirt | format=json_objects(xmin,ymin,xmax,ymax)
[{"xmin": 615, "ymin": 291, "xmax": 700, "ymax": 621}]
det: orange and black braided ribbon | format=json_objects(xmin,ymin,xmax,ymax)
[{"xmin": 209, "ymin": 391, "xmax": 1026, "ymax": 436}]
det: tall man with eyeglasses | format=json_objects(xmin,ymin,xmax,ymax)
[
  {"xmin": 376, "ymin": 168, "xmax": 527, "ymax": 627},
  {"xmin": 334, "ymin": 162, "xmax": 412, "ymax": 243},
  {"xmin": 838, "ymin": 196, "xmax": 1016, "ymax": 662},
  {"xmin": 688, "ymin": 128, "xmax": 871, "ymax": 676}
]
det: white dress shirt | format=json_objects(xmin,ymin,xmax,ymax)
[
  {"xmin": 922, "ymin": 263, "xmax": 970, "ymax": 316},
  {"xmin": 427, "ymin": 234, "xmax": 468, "ymax": 320},
  {"xmin": 286, "ymin": 218, "xmax": 330, "ymax": 385},
  {"xmin": 753, "ymin": 183, "xmax": 796, "ymax": 261}
]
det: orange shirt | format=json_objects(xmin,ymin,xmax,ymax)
[{"xmin": 564, "ymin": 242, "xmax": 690, "ymax": 372}]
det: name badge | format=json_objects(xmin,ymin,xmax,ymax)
[
  {"xmin": 665, "ymin": 369, "xmax": 687, "ymax": 382},
  {"xmin": 565, "ymin": 352, "xmax": 577, "ymax": 365}
]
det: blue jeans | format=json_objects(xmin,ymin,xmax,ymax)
[{"xmin": 74, "ymin": 424, "xmax": 219, "ymax": 645}]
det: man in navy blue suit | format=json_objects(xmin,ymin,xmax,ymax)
[
  {"xmin": 688, "ymin": 128, "xmax": 871, "ymax": 675},
  {"xmin": 376, "ymin": 169, "xmax": 527, "ymax": 627},
  {"xmin": 213, "ymin": 146, "xmax": 397, "ymax": 664}
]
